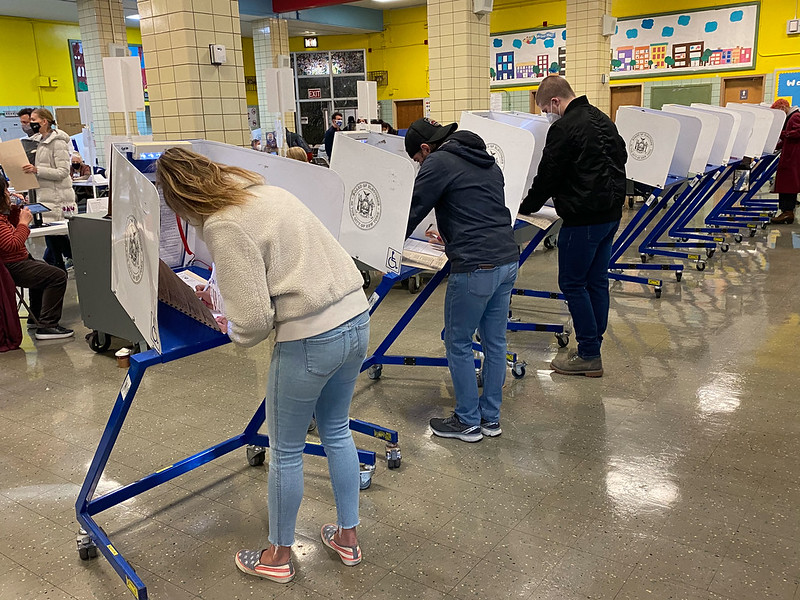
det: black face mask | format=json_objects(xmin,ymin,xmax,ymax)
[
  {"xmin": 72, "ymin": 163, "xmax": 81, "ymax": 170},
  {"xmin": 29, "ymin": 122, "xmax": 41, "ymax": 134}
]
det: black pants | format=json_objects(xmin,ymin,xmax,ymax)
[
  {"xmin": 5, "ymin": 256, "xmax": 67, "ymax": 328},
  {"xmin": 779, "ymin": 193, "xmax": 798, "ymax": 213},
  {"xmin": 44, "ymin": 235, "xmax": 72, "ymax": 271}
]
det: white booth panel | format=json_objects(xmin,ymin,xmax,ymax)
[
  {"xmin": 691, "ymin": 104, "xmax": 743, "ymax": 161},
  {"xmin": 330, "ymin": 134, "xmax": 416, "ymax": 274},
  {"xmin": 110, "ymin": 146, "xmax": 162, "ymax": 352},
  {"xmin": 724, "ymin": 104, "xmax": 772, "ymax": 158},
  {"xmin": 191, "ymin": 140, "xmax": 345, "ymax": 240},
  {"xmin": 662, "ymin": 104, "xmax": 719, "ymax": 171},
  {"xmin": 682, "ymin": 106, "xmax": 734, "ymax": 166},
  {"xmin": 484, "ymin": 110, "xmax": 551, "ymax": 192},
  {"xmin": 739, "ymin": 104, "xmax": 785, "ymax": 154},
  {"xmin": 615, "ymin": 106, "xmax": 681, "ymax": 188},
  {"xmin": 459, "ymin": 111, "xmax": 537, "ymax": 214},
  {"xmin": 639, "ymin": 108, "xmax": 700, "ymax": 178}
]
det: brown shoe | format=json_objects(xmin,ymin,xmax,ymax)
[
  {"xmin": 550, "ymin": 353, "xmax": 604, "ymax": 377},
  {"xmin": 770, "ymin": 211, "xmax": 795, "ymax": 224}
]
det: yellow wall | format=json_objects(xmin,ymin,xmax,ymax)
[
  {"xmin": 610, "ymin": 0, "xmax": 800, "ymax": 86},
  {"xmin": 289, "ymin": 5, "xmax": 428, "ymax": 101},
  {"xmin": 242, "ymin": 36, "xmax": 259, "ymax": 106},
  {"xmin": 0, "ymin": 16, "xmax": 144, "ymax": 107}
]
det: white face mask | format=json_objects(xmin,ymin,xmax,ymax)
[{"xmin": 545, "ymin": 111, "xmax": 560, "ymax": 124}]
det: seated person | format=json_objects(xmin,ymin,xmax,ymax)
[
  {"xmin": 70, "ymin": 153, "xmax": 92, "ymax": 181},
  {"xmin": 0, "ymin": 177, "xmax": 73, "ymax": 340}
]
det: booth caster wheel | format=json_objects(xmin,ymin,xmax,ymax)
[
  {"xmin": 706, "ymin": 248, "xmax": 716, "ymax": 259},
  {"xmin": 640, "ymin": 253, "xmax": 648, "ymax": 263},
  {"xmin": 359, "ymin": 464, "xmax": 375, "ymax": 490},
  {"xmin": 734, "ymin": 233, "xmax": 743, "ymax": 243},
  {"xmin": 87, "ymin": 331, "xmax": 111, "ymax": 353},
  {"xmin": 675, "ymin": 271, "xmax": 682, "ymax": 282},
  {"xmin": 361, "ymin": 271, "xmax": 371, "ymax": 289},
  {"xmin": 246, "ymin": 445, "xmax": 266, "ymax": 467},
  {"xmin": 76, "ymin": 529, "xmax": 98, "ymax": 561},
  {"xmin": 308, "ymin": 417, "xmax": 317, "ymax": 433},
  {"xmin": 386, "ymin": 443, "xmax": 402, "ymax": 469},
  {"xmin": 408, "ymin": 275, "xmax": 421, "ymax": 294},
  {"xmin": 511, "ymin": 362, "xmax": 526, "ymax": 379},
  {"xmin": 367, "ymin": 364, "xmax": 383, "ymax": 380},
  {"xmin": 721, "ymin": 243, "xmax": 730, "ymax": 253},
  {"xmin": 696, "ymin": 261, "xmax": 706, "ymax": 272},
  {"xmin": 761, "ymin": 221, "xmax": 768, "ymax": 230},
  {"xmin": 749, "ymin": 228, "xmax": 757, "ymax": 237},
  {"xmin": 543, "ymin": 235, "xmax": 557, "ymax": 249},
  {"xmin": 555, "ymin": 332, "xmax": 569, "ymax": 348},
  {"xmin": 476, "ymin": 370, "xmax": 483, "ymax": 388},
  {"xmin": 654, "ymin": 286, "xmax": 662, "ymax": 299}
]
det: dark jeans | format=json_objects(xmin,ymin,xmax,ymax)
[
  {"xmin": 557, "ymin": 221, "xmax": 620, "ymax": 359},
  {"xmin": 44, "ymin": 235, "xmax": 72, "ymax": 271},
  {"xmin": 779, "ymin": 193, "xmax": 797, "ymax": 213},
  {"xmin": 5, "ymin": 256, "xmax": 67, "ymax": 327}
]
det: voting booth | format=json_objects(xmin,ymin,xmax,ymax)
[
  {"xmin": 75, "ymin": 141, "xmax": 401, "ymax": 600},
  {"xmin": 615, "ymin": 107, "xmax": 682, "ymax": 188}
]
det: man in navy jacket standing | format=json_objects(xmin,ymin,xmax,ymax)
[
  {"xmin": 405, "ymin": 118, "xmax": 519, "ymax": 442},
  {"xmin": 519, "ymin": 76, "xmax": 627, "ymax": 377}
]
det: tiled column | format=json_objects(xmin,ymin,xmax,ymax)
[
  {"xmin": 138, "ymin": 0, "xmax": 249, "ymax": 146},
  {"xmin": 427, "ymin": 0, "xmax": 490, "ymax": 124},
  {"xmin": 566, "ymin": 0, "xmax": 612, "ymax": 114},
  {"xmin": 77, "ymin": 0, "xmax": 129, "ymax": 166},
  {"xmin": 253, "ymin": 17, "xmax": 292, "ymax": 142}
]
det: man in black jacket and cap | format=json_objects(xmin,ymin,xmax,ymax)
[
  {"xmin": 519, "ymin": 76, "xmax": 627, "ymax": 378},
  {"xmin": 405, "ymin": 118, "xmax": 519, "ymax": 442}
]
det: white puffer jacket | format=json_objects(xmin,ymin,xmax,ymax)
[{"xmin": 31, "ymin": 129, "xmax": 76, "ymax": 223}]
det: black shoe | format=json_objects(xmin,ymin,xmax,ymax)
[
  {"xmin": 429, "ymin": 414, "xmax": 482, "ymax": 442},
  {"xmin": 26, "ymin": 320, "xmax": 37, "ymax": 330},
  {"xmin": 480, "ymin": 420, "xmax": 502, "ymax": 437},
  {"xmin": 35, "ymin": 326, "xmax": 74, "ymax": 340}
]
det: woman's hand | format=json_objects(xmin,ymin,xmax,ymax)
[
  {"xmin": 215, "ymin": 316, "xmax": 228, "ymax": 333},
  {"xmin": 22, "ymin": 164, "xmax": 37, "ymax": 174},
  {"xmin": 195, "ymin": 286, "xmax": 213, "ymax": 307},
  {"xmin": 18, "ymin": 208, "xmax": 33, "ymax": 227}
]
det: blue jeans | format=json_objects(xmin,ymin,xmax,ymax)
[
  {"xmin": 444, "ymin": 262, "xmax": 518, "ymax": 427},
  {"xmin": 266, "ymin": 310, "xmax": 370, "ymax": 547},
  {"xmin": 557, "ymin": 221, "xmax": 619, "ymax": 359}
]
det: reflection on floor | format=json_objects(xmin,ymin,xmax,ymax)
[{"xmin": 1, "ymin": 210, "xmax": 799, "ymax": 600}]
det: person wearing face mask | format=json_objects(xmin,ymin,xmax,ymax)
[
  {"xmin": 519, "ymin": 76, "xmax": 627, "ymax": 378},
  {"xmin": 404, "ymin": 118, "xmax": 519, "ymax": 442},
  {"xmin": 70, "ymin": 153, "xmax": 92, "ymax": 181},
  {"xmin": 17, "ymin": 108, "xmax": 35, "ymax": 138},
  {"xmin": 21, "ymin": 108, "xmax": 76, "ymax": 271},
  {"xmin": 323, "ymin": 112, "xmax": 344, "ymax": 162}
]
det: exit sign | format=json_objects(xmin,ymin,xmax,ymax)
[{"xmin": 308, "ymin": 88, "xmax": 322, "ymax": 99}]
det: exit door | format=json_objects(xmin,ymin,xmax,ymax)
[{"xmin": 721, "ymin": 76, "xmax": 764, "ymax": 105}]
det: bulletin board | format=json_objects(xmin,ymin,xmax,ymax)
[{"xmin": 775, "ymin": 69, "xmax": 800, "ymax": 107}]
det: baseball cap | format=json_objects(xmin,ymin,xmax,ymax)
[{"xmin": 404, "ymin": 118, "xmax": 458, "ymax": 158}]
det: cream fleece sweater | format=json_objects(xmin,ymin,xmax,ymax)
[{"xmin": 198, "ymin": 183, "xmax": 367, "ymax": 346}]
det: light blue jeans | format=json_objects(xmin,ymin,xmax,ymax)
[
  {"xmin": 444, "ymin": 262, "xmax": 518, "ymax": 427},
  {"xmin": 266, "ymin": 310, "xmax": 370, "ymax": 547}
]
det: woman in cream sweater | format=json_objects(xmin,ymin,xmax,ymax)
[{"xmin": 156, "ymin": 148, "xmax": 369, "ymax": 584}]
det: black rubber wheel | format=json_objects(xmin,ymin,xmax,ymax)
[
  {"xmin": 361, "ymin": 271, "xmax": 371, "ymax": 289},
  {"xmin": 476, "ymin": 371, "xmax": 483, "ymax": 388},
  {"xmin": 308, "ymin": 417, "xmax": 317, "ymax": 433},
  {"xmin": 88, "ymin": 331, "xmax": 111, "ymax": 353},
  {"xmin": 696, "ymin": 261, "xmax": 706, "ymax": 272},
  {"xmin": 246, "ymin": 446, "xmax": 266, "ymax": 467},
  {"xmin": 676, "ymin": 271, "xmax": 682, "ymax": 282},
  {"xmin": 368, "ymin": 364, "xmax": 383, "ymax": 380},
  {"xmin": 78, "ymin": 547, "xmax": 90, "ymax": 561},
  {"xmin": 749, "ymin": 229, "xmax": 756, "ymax": 238},
  {"xmin": 706, "ymin": 248, "xmax": 715, "ymax": 259},
  {"xmin": 721, "ymin": 244, "xmax": 729, "ymax": 253},
  {"xmin": 544, "ymin": 236, "xmax": 555, "ymax": 249},
  {"xmin": 734, "ymin": 234, "xmax": 743, "ymax": 243},
  {"xmin": 654, "ymin": 287, "xmax": 662, "ymax": 299},
  {"xmin": 408, "ymin": 275, "xmax": 421, "ymax": 294},
  {"xmin": 555, "ymin": 333, "xmax": 569, "ymax": 348},
  {"xmin": 511, "ymin": 364, "xmax": 526, "ymax": 379},
  {"xmin": 761, "ymin": 222, "xmax": 768, "ymax": 230},
  {"xmin": 640, "ymin": 253, "xmax": 648, "ymax": 263},
  {"xmin": 388, "ymin": 458, "xmax": 401, "ymax": 469}
]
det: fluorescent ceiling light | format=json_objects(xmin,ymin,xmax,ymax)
[{"xmin": 126, "ymin": 14, "xmax": 140, "ymax": 20}]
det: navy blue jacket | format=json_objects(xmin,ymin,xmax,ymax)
[
  {"xmin": 405, "ymin": 131, "xmax": 519, "ymax": 273},
  {"xmin": 323, "ymin": 126, "xmax": 337, "ymax": 161}
]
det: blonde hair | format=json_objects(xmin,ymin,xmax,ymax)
[
  {"xmin": 156, "ymin": 147, "xmax": 264, "ymax": 221},
  {"xmin": 32, "ymin": 107, "xmax": 55, "ymax": 127},
  {"xmin": 285, "ymin": 147, "xmax": 308, "ymax": 162}
]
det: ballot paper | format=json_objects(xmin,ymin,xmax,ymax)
[
  {"xmin": 0, "ymin": 139, "xmax": 39, "ymax": 191},
  {"xmin": 402, "ymin": 238, "xmax": 448, "ymax": 270},
  {"xmin": 516, "ymin": 205, "xmax": 560, "ymax": 231},
  {"xmin": 176, "ymin": 269, "xmax": 208, "ymax": 290}
]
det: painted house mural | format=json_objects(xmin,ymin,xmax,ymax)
[{"xmin": 490, "ymin": 3, "xmax": 757, "ymax": 86}]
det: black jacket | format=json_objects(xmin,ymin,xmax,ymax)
[
  {"xmin": 286, "ymin": 129, "xmax": 311, "ymax": 153},
  {"xmin": 405, "ymin": 131, "xmax": 519, "ymax": 273},
  {"xmin": 323, "ymin": 126, "xmax": 337, "ymax": 160},
  {"xmin": 519, "ymin": 95, "xmax": 627, "ymax": 227}
]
